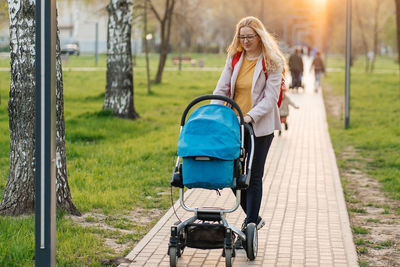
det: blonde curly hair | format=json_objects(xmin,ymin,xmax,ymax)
[{"xmin": 227, "ymin": 16, "xmax": 287, "ymax": 74}]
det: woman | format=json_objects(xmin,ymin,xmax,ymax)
[{"xmin": 212, "ymin": 16, "xmax": 286, "ymax": 236}]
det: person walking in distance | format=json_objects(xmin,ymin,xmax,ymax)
[
  {"xmin": 211, "ymin": 16, "xmax": 287, "ymax": 247},
  {"xmin": 288, "ymin": 48, "xmax": 304, "ymax": 91},
  {"xmin": 310, "ymin": 51, "xmax": 325, "ymax": 92}
]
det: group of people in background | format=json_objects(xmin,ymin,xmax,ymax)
[
  {"xmin": 288, "ymin": 47, "xmax": 326, "ymax": 93},
  {"xmin": 279, "ymin": 46, "xmax": 326, "ymax": 136}
]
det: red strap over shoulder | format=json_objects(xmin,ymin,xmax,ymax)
[
  {"xmin": 263, "ymin": 57, "xmax": 284, "ymax": 108},
  {"xmin": 277, "ymin": 79, "xmax": 284, "ymax": 108},
  {"xmin": 232, "ymin": 51, "xmax": 242, "ymax": 70}
]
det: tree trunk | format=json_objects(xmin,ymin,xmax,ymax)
[
  {"xmin": 143, "ymin": 0, "xmax": 151, "ymax": 93},
  {"xmin": 150, "ymin": 0, "xmax": 176, "ymax": 84},
  {"xmin": 354, "ymin": 0, "xmax": 370, "ymax": 72},
  {"xmin": 0, "ymin": 0, "xmax": 80, "ymax": 216},
  {"xmin": 0, "ymin": 0, "xmax": 37, "ymax": 216},
  {"xmin": 155, "ymin": 35, "xmax": 169, "ymax": 83},
  {"xmin": 371, "ymin": 1, "xmax": 382, "ymax": 73},
  {"xmin": 55, "ymin": 11, "xmax": 81, "ymax": 216},
  {"xmin": 370, "ymin": 1, "xmax": 381, "ymax": 72},
  {"xmin": 104, "ymin": 0, "xmax": 139, "ymax": 119},
  {"xmin": 395, "ymin": 0, "xmax": 400, "ymax": 65}
]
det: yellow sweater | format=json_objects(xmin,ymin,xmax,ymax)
[{"xmin": 233, "ymin": 57, "xmax": 257, "ymax": 116}]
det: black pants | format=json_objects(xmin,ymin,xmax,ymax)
[
  {"xmin": 290, "ymin": 70, "xmax": 302, "ymax": 88},
  {"xmin": 240, "ymin": 132, "xmax": 274, "ymax": 224}
]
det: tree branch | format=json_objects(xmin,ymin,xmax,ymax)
[
  {"xmin": 148, "ymin": 0, "xmax": 161, "ymax": 23},
  {"xmin": 163, "ymin": 0, "xmax": 171, "ymax": 23}
]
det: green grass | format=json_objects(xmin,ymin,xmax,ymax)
[
  {"xmin": 350, "ymin": 208, "xmax": 367, "ymax": 214},
  {"xmin": 324, "ymin": 56, "xmax": 400, "ymax": 201},
  {"xmin": 359, "ymin": 260, "xmax": 371, "ymax": 267},
  {"xmin": 59, "ymin": 52, "xmax": 227, "ymax": 69},
  {"xmin": 0, "ymin": 53, "xmax": 225, "ymax": 265},
  {"xmin": 372, "ymin": 240, "xmax": 394, "ymax": 249},
  {"xmin": 326, "ymin": 55, "xmax": 399, "ymax": 71},
  {"xmin": 0, "ymin": 216, "xmax": 34, "ymax": 267},
  {"xmin": 352, "ymin": 226, "xmax": 369, "ymax": 235},
  {"xmin": 366, "ymin": 218, "xmax": 381, "ymax": 223}
]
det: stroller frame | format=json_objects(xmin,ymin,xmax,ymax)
[{"xmin": 169, "ymin": 95, "xmax": 256, "ymax": 267}]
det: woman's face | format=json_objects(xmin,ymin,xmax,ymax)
[{"xmin": 239, "ymin": 26, "xmax": 260, "ymax": 55}]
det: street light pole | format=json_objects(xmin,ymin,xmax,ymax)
[
  {"xmin": 345, "ymin": 0, "xmax": 351, "ymax": 128},
  {"xmin": 35, "ymin": 0, "xmax": 57, "ymax": 266}
]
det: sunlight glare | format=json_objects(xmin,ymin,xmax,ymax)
[{"xmin": 313, "ymin": 0, "xmax": 327, "ymax": 6}]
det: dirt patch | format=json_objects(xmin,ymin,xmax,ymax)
[
  {"xmin": 323, "ymin": 84, "xmax": 400, "ymax": 266},
  {"xmin": 322, "ymin": 83, "xmax": 344, "ymax": 120},
  {"xmin": 68, "ymin": 208, "xmax": 164, "ymax": 260},
  {"xmin": 341, "ymin": 151, "xmax": 400, "ymax": 267}
]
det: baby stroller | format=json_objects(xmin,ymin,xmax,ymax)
[{"xmin": 169, "ymin": 95, "xmax": 256, "ymax": 267}]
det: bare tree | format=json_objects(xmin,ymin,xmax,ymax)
[
  {"xmin": 143, "ymin": 0, "xmax": 151, "ymax": 93},
  {"xmin": 370, "ymin": 0, "xmax": 383, "ymax": 72},
  {"xmin": 1, "ymin": 0, "xmax": 80, "ymax": 216},
  {"xmin": 104, "ymin": 0, "xmax": 139, "ymax": 119},
  {"xmin": 354, "ymin": 0, "xmax": 371, "ymax": 72},
  {"xmin": 149, "ymin": 0, "xmax": 175, "ymax": 83},
  {"xmin": 396, "ymin": 0, "xmax": 400, "ymax": 64}
]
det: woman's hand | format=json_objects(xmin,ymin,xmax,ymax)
[
  {"xmin": 244, "ymin": 115, "xmax": 253, "ymax": 123},
  {"xmin": 237, "ymin": 115, "xmax": 254, "ymax": 123}
]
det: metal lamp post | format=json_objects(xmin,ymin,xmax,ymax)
[
  {"xmin": 35, "ymin": 0, "xmax": 57, "ymax": 266},
  {"xmin": 345, "ymin": 0, "xmax": 351, "ymax": 128}
]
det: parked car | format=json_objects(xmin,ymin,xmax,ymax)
[{"xmin": 61, "ymin": 43, "xmax": 80, "ymax": 56}]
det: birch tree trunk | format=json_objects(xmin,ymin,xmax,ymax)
[
  {"xmin": 55, "ymin": 11, "xmax": 80, "ymax": 216},
  {"xmin": 0, "ymin": 0, "xmax": 80, "ymax": 216},
  {"xmin": 0, "ymin": 0, "xmax": 37, "ymax": 216},
  {"xmin": 104, "ymin": 0, "xmax": 139, "ymax": 119}
]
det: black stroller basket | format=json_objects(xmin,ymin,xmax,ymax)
[{"xmin": 168, "ymin": 95, "xmax": 258, "ymax": 267}]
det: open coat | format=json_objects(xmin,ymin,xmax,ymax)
[{"xmin": 212, "ymin": 53, "xmax": 282, "ymax": 136}]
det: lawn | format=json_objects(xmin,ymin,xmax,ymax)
[{"xmin": 323, "ymin": 56, "xmax": 400, "ymax": 200}]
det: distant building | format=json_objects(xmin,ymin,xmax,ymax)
[
  {"xmin": 0, "ymin": 21, "xmax": 9, "ymax": 51},
  {"xmin": 0, "ymin": 1, "xmax": 142, "ymax": 54},
  {"xmin": 57, "ymin": 1, "xmax": 107, "ymax": 53},
  {"xmin": 57, "ymin": 0, "xmax": 142, "ymax": 54}
]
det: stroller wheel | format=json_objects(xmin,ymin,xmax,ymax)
[
  {"xmin": 224, "ymin": 248, "xmax": 233, "ymax": 267},
  {"xmin": 169, "ymin": 246, "xmax": 178, "ymax": 267},
  {"xmin": 245, "ymin": 223, "xmax": 258, "ymax": 260}
]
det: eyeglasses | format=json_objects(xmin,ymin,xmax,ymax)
[{"xmin": 238, "ymin": 34, "xmax": 258, "ymax": 42}]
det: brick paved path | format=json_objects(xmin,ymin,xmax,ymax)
[{"xmin": 121, "ymin": 59, "xmax": 358, "ymax": 266}]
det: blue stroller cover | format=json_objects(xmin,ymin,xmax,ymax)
[{"xmin": 178, "ymin": 104, "xmax": 241, "ymax": 189}]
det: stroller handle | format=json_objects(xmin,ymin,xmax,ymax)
[{"xmin": 180, "ymin": 94, "xmax": 244, "ymax": 126}]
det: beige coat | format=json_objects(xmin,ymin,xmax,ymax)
[{"xmin": 212, "ymin": 53, "xmax": 282, "ymax": 136}]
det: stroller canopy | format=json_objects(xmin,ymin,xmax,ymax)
[{"xmin": 178, "ymin": 104, "xmax": 241, "ymax": 160}]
